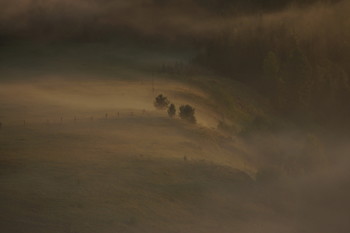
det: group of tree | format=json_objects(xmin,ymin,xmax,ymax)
[
  {"xmin": 154, "ymin": 94, "xmax": 196, "ymax": 123},
  {"xmin": 194, "ymin": 24, "xmax": 350, "ymax": 126},
  {"xmin": 151, "ymin": 0, "xmax": 337, "ymax": 15}
]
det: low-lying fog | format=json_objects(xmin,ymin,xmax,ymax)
[{"xmin": 1, "ymin": 71, "xmax": 349, "ymax": 233}]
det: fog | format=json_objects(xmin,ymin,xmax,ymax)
[
  {"xmin": 0, "ymin": 0, "xmax": 350, "ymax": 233},
  {"xmin": 0, "ymin": 0, "xmax": 349, "ymax": 42},
  {"xmin": 1, "ymin": 71, "xmax": 349, "ymax": 233}
]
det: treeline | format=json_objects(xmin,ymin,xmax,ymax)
[
  {"xmin": 195, "ymin": 0, "xmax": 340, "ymax": 14},
  {"xmin": 152, "ymin": 0, "xmax": 341, "ymax": 14},
  {"xmin": 194, "ymin": 25, "xmax": 350, "ymax": 125}
]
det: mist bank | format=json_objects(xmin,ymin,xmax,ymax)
[
  {"xmin": 1, "ymin": 80, "xmax": 350, "ymax": 233},
  {"xmin": 0, "ymin": 0, "xmax": 346, "ymax": 42}
]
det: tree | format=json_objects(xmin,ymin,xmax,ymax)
[
  {"xmin": 154, "ymin": 94, "xmax": 169, "ymax": 110},
  {"xmin": 179, "ymin": 105, "xmax": 196, "ymax": 123},
  {"xmin": 167, "ymin": 104, "xmax": 176, "ymax": 118}
]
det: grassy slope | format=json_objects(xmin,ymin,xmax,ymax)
[{"xmin": 0, "ymin": 117, "xmax": 297, "ymax": 233}]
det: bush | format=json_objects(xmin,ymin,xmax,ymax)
[
  {"xmin": 167, "ymin": 103, "xmax": 176, "ymax": 117},
  {"xmin": 179, "ymin": 105, "xmax": 196, "ymax": 123},
  {"xmin": 154, "ymin": 94, "xmax": 169, "ymax": 110}
]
